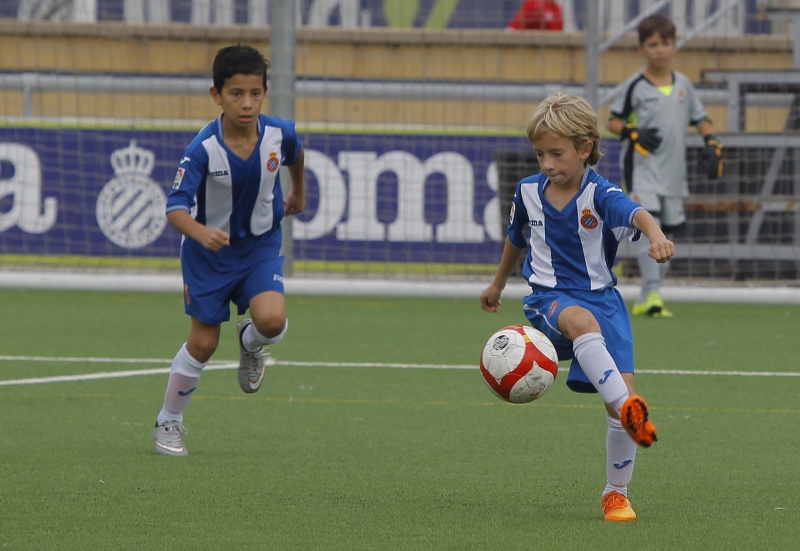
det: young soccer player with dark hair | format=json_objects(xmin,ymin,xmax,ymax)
[
  {"xmin": 153, "ymin": 44, "xmax": 306, "ymax": 456},
  {"xmin": 481, "ymin": 91, "xmax": 669, "ymax": 521},
  {"xmin": 608, "ymin": 14, "xmax": 722, "ymax": 317}
]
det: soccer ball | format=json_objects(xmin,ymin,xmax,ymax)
[{"xmin": 479, "ymin": 325, "xmax": 559, "ymax": 404}]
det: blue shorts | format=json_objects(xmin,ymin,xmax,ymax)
[
  {"xmin": 180, "ymin": 237, "xmax": 285, "ymax": 325},
  {"xmin": 522, "ymin": 286, "xmax": 634, "ymax": 394}
]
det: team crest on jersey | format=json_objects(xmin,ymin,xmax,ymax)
[
  {"xmin": 678, "ymin": 88, "xmax": 686, "ymax": 104},
  {"xmin": 266, "ymin": 152, "xmax": 280, "ymax": 173},
  {"xmin": 548, "ymin": 300, "xmax": 560, "ymax": 317},
  {"xmin": 509, "ymin": 202, "xmax": 516, "ymax": 224},
  {"xmin": 580, "ymin": 208, "xmax": 599, "ymax": 229}
]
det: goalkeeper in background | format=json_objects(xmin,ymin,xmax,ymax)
[{"xmin": 608, "ymin": 14, "xmax": 722, "ymax": 318}]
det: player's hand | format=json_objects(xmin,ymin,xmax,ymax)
[
  {"xmin": 480, "ymin": 285, "xmax": 503, "ymax": 313},
  {"xmin": 197, "ymin": 228, "xmax": 230, "ymax": 251},
  {"xmin": 648, "ymin": 237, "xmax": 675, "ymax": 264},
  {"xmin": 284, "ymin": 191, "xmax": 306, "ymax": 216},
  {"xmin": 620, "ymin": 125, "xmax": 662, "ymax": 156},
  {"xmin": 700, "ymin": 134, "xmax": 723, "ymax": 179}
]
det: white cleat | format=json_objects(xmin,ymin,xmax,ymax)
[
  {"xmin": 237, "ymin": 318, "xmax": 269, "ymax": 394},
  {"xmin": 153, "ymin": 421, "xmax": 188, "ymax": 456}
]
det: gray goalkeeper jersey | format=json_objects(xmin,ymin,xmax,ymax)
[{"xmin": 610, "ymin": 70, "xmax": 708, "ymax": 198}]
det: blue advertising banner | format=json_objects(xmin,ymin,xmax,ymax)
[
  {"xmin": 0, "ymin": 129, "xmax": 188, "ymax": 258},
  {"xmin": 1, "ymin": 127, "xmax": 564, "ymax": 265}
]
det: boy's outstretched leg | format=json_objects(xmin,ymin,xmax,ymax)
[{"xmin": 620, "ymin": 394, "xmax": 658, "ymax": 447}]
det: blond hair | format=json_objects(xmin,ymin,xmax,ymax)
[{"xmin": 526, "ymin": 92, "xmax": 602, "ymax": 166}]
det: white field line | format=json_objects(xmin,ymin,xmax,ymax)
[{"xmin": 0, "ymin": 355, "xmax": 799, "ymax": 387}]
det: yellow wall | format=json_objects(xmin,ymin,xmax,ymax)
[{"xmin": 0, "ymin": 20, "xmax": 794, "ymax": 132}]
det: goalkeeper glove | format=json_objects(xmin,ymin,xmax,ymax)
[
  {"xmin": 620, "ymin": 125, "xmax": 662, "ymax": 156},
  {"xmin": 700, "ymin": 134, "xmax": 723, "ymax": 180}
]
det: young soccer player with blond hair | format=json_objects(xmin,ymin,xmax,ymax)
[{"xmin": 481, "ymin": 91, "xmax": 670, "ymax": 521}]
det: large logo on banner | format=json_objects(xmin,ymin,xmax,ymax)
[
  {"xmin": 96, "ymin": 141, "xmax": 167, "ymax": 249},
  {"xmin": 0, "ymin": 143, "xmax": 57, "ymax": 234}
]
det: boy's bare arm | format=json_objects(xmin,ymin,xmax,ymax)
[
  {"xmin": 285, "ymin": 148, "xmax": 306, "ymax": 215},
  {"xmin": 697, "ymin": 119, "xmax": 714, "ymax": 137},
  {"xmin": 167, "ymin": 209, "xmax": 230, "ymax": 251},
  {"xmin": 481, "ymin": 238, "xmax": 526, "ymax": 312},
  {"xmin": 607, "ymin": 117, "xmax": 625, "ymax": 136},
  {"xmin": 632, "ymin": 209, "xmax": 674, "ymax": 263}
]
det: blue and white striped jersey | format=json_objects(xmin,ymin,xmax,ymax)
[
  {"xmin": 167, "ymin": 114, "xmax": 302, "ymax": 249},
  {"xmin": 508, "ymin": 166, "xmax": 642, "ymax": 291}
]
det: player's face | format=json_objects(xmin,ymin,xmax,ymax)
[
  {"xmin": 210, "ymin": 73, "xmax": 266, "ymax": 131},
  {"xmin": 532, "ymin": 131, "xmax": 591, "ymax": 188},
  {"xmin": 640, "ymin": 33, "xmax": 676, "ymax": 71}
]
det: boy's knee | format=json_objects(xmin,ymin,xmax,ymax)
[
  {"xmin": 564, "ymin": 313, "xmax": 601, "ymax": 339},
  {"xmin": 186, "ymin": 339, "xmax": 218, "ymax": 363},
  {"xmin": 253, "ymin": 315, "xmax": 287, "ymax": 339}
]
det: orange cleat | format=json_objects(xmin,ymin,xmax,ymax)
[
  {"xmin": 620, "ymin": 394, "xmax": 658, "ymax": 447},
  {"xmin": 602, "ymin": 491, "xmax": 637, "ymax": 521}
]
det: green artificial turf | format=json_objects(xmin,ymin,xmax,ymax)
[{"xmin": 0, "ymin": 290, "xmax": 797, "ymax": 550}]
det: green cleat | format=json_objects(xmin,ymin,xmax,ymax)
[{"xmin": 632, "ymin": 290, "xmax": 672, "ymax": 317}]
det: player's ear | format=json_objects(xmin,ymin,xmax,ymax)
[
  {"xmin": 580, "ymin": 140, "xmax": 593, "ymax": 161},
  {"xmin": 210, "ymin": 86, "xmax": 222, "ymax": 105}
]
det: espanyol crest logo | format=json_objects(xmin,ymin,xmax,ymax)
[
  {"xmin": 96, "ymin": 141, "xmax": 167, "ymax": 249},
  {"xmin": 580, "ymin": 208, "xmax": 599, "ymax": 230},
  {"xmin": 266, "ymin": 152, "xmax": 280, "ymax": 173}
]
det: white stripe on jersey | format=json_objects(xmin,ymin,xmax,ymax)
[
  {"xmin": 251, "ymin": 125, "xmax": 283, "ymax": 235},
  {"xmin": 576, "ymin": 181, "xmax": 612, "ymax": 290},
  {"xmin": 202, "ymin": 136, "xmax": 233, "ymax": 234},
  {"xmin": 519, "ymin": 185, "xmax": 556, "ymax": 288}
]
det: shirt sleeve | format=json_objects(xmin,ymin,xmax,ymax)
[
  {"xmin": 166, "ymin": 143, "xmax": 207, "ymax": 214},
  {"xmin": 610, "ymin": 76, "xmax": 636, "ymax": 120},
  {"xmin": 278, "ymin": 119, "xmax": 302, "ymax": 166},
  {"xmin": 506, "ymin": 182, "xmax": 530, "ymax": 249},
  {"xmin": 595, "ymin": 182, "xmax": 642, "ymax": 242}
]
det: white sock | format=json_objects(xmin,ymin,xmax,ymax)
[
  {"xmin": 242, "ymin": 319, "xmax": 288, "ymax": 352},
  {"xmin": 157, "ymin": 343, "xmax": 205, "ymax": 426},
  {"xmin": 572, "ymin": 332, "xmax": 629, "ymax": 412},
  {"xmin": 603, "ymin": 414, "xmax": 638, "ymax": 497}
]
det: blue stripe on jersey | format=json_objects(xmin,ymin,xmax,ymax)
[
  {"xmin": 508, "ymin": 166, "xmax": 641, "ymax": 291},
  {"xmin": 166, "ymin": 114, "xmax": 302, "ymax": 245}
]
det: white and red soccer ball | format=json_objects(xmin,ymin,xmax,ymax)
[{"xmin": 480, "ymin": 325, "xmax": 559, "ymax": 404}]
